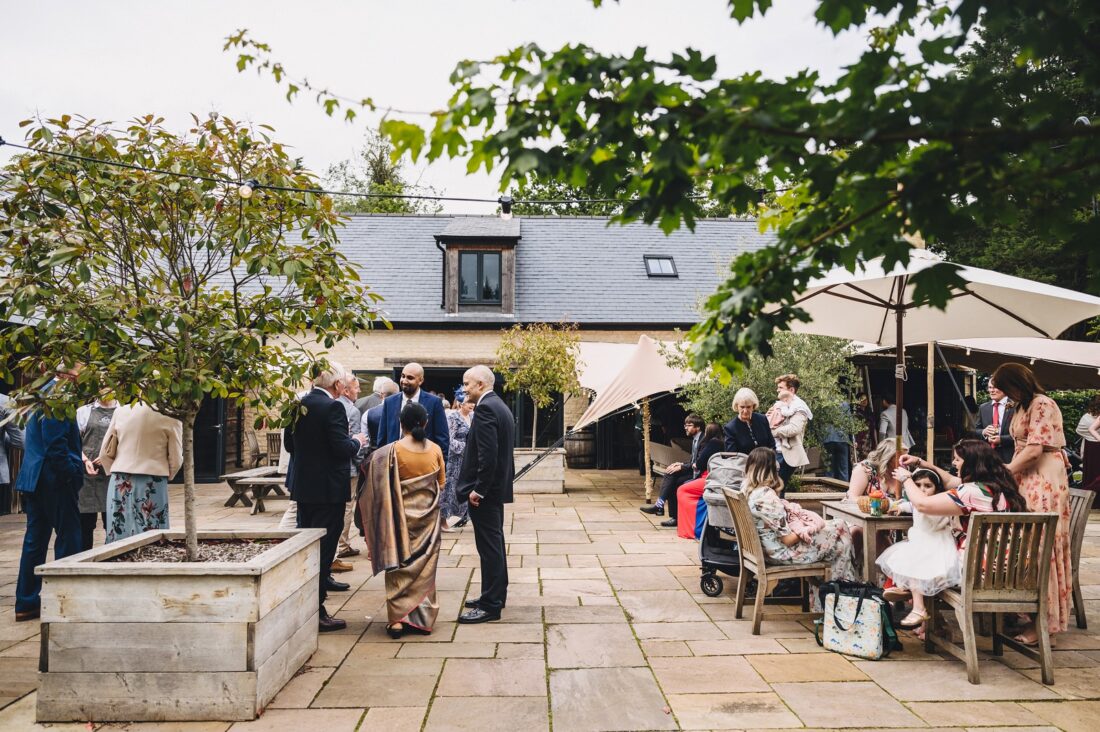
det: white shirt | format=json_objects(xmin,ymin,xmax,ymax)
[
  {"xmin": 990, "ymin": 397, "xmax": 1009, "ymax": 428},
  {"xmin": 402, "ymin": 389, "xmax": 422, "ymax": 412}
]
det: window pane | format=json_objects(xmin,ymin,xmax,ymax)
[
  {"xmin": 482, "ymin": 253, "xmax": 501, "ymax": 302},
  {"xmin": 460, "ymin": 253, "xmax": 478, "ymax": 301},
  {"xmin": 659, "ymin": 258, "xmax": 673, "ymax": 274}
]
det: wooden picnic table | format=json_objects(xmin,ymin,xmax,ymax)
[
  {"xmin": 820, "ymin": 499, "xmax": 913, "ymax": 585},
  {"xmin": 220, "ymin": 465, "xmax": 282, "ymax": 509},
  {"xmin": 235, "ymin": 476, "xmax": 288, "ymax": 515}
]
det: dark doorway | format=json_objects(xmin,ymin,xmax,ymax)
[{"xmin": 192, "ymin": 397, "xmax": 227, "ymax": 482}]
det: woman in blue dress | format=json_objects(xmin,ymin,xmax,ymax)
[{"xmin": 441, "ymin": 389, "xmax": 474, "ymax": 530}]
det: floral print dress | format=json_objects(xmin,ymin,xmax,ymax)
[
  {"xmin": 106, "ymin": 473, "xmax": 169, "ymax": 543},
  {"xmin": 1011, "ymin": 395, "xmax": 1071, "ymax": 634},
  {"xmin": 440, "ymin": 410, "xmax": 471, "ymax": 522},
  {"xmin": 747, "ymin": 485, "xmax": 859, "ymax": 607}
]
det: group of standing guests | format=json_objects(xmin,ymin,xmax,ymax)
[
  {"xmin": 12, "ymin": 366, "xmax": 183, "ymax": 622},
  {"xmin": 288, "ymin": 361, "xmax": 515, "ymax": 636}
]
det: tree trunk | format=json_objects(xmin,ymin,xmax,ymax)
[
  {"xmin": 531, "ymin": 402, "xmax": 538, "ymax": 449},
  {"xmin": 183, "ymin": 410, "xmax": 199, "ymax": 561},
  {"xmin": 642, "ymin": 398, "xmax": 653, "ymax": 501}
]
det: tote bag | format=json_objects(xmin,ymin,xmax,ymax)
[{"xmin": 814, "ymin": 581, "xmax": 902, "ymax": 660}]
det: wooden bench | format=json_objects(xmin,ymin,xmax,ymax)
[
  {"xmin": 648, "ymin": 442, "xmax": 690, "ymax": 477},
  {"xmin": 220, "ymin": 465, "xmax": 282, "ymax": 509},
  {"xmin": 235, "ymin": 476, "xmax": 288, "ymax": 515}
]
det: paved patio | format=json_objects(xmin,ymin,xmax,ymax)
[{"xmin": 1, "ymin": 469, "xmax": 1099, "ymax": 731}]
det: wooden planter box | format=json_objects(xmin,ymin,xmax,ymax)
[
  {"xmin": 514, "ymin": 448, "xmax": 566, "ymax": 494},
  {"xmin": 35, "ymin": 528, "xmax": 324, "ymax": 723}
]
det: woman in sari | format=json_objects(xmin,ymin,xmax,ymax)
[{"xmin": 359, "ymin": 402, "xmax": 445, "ymax": 638}]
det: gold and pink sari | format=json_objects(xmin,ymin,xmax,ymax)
[{"xmin": 358, "ymin": 444, "xmax": 441, "ymax": 631}]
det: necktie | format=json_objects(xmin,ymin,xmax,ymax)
[{"xmin": 992, "ymin": 402, "xmax": 1000, "ymax": 430}]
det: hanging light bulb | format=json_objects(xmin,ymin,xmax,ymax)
[{"xmin": 238, "ymin": 179, "xmax": 260, "ymax": 199}]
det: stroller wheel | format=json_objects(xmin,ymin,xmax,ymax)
[{"xmin": 700, "ymin": 574, "xmax": 724, "ymax": 597}]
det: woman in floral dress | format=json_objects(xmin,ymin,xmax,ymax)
[
  {"xmin": 440, "ymin": 390, "xmax": 474, "ymax": 530},
  {"xmin": 99, "ymin": 404, "xmax": 183, "ymax": 543},
  {"xmin": 993, "ymin": 363, "xmax": 1072, "ymax": 644},
  {"xmin": 744, "ymin": 447, "xmax": 859, "ymax": 603}
]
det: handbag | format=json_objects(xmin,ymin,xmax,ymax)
[{"xmin": 814, "ymin": 580, "xmax": 902, "ymax": 660}]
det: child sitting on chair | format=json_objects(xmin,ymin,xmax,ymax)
[{"xmin": 877, "ymin": 468, "xmax": 961, "ymax": 631}]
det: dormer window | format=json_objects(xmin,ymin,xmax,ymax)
[
  {"xmin": 644, "ymin": 255, "xmax": 678, "ymax": 278},
  {"xmin": 459, "ymin": 251, "xmax": 503, "ymax": 304}
]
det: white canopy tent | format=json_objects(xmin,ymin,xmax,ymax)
[{"xmin": 574, "ymin": 335, "xmax": 695, "ymax": 431}]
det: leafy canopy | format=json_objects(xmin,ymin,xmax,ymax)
[
  {"xmin": 226, "ymin": 1, "xmax": 1100, "ymax": 376},
  {"xmin": 323, "ymin": 126, "xmax": 443, "ymax": 215},
  {"xmin": 0, "ymin": 114, "xmax": 383, "ymax": 424}
]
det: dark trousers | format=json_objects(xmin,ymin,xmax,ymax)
[
  {"xmin": 297, "ymin": 502, "xmax": 345, "ymax": 609},
  {"xmin": 823, "ymin": 441, "xmax": 851, "ymax": 482},
  {"xmin": 660, "ymin": 470, "xmax": 692, "ymax": 519},
  {"xmin": 777, "ymin": 453, "xmax": 796, "ymax": 486},
  {"xmin": 470, "ymin": 499, "xmax": 508, "ymax": 611},
  {"xmin": 16, "ymin": 479, "xmax": 82, "ymax": 613},
  {"xmin": 79, "ymin": 512, "xmax": 107, "ymax": 552}
]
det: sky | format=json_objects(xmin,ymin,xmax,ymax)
[{"xmin": 0, "ymin": 0, "xmax": 874, "ymax": 214}]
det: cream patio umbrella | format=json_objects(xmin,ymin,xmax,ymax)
[{"xmin": 784, "ymin": 249, "xmax": 1100, "ymax": 454}]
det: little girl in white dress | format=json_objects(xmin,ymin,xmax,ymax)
[{"xmin": 876, "ymin": 468, "xmax": 961, "ymax": 629}]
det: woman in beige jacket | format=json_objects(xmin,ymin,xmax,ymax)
[{"xmin": 99, "ymin": 404, "xmax": 183, "ymax": 543}]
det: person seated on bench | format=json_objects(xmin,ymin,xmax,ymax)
[
  {"xmin": 675, "ymin": 422, "xmax": 725, "ymax": 540},
  {"xmin": 640, "ymin": 414, "xmax": 704, "ymax": 528}
]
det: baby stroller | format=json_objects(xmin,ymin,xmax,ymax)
[
  {"xmin": 699, "ymin": 452, "xmax": 747, "ymax": 597},
  {"xmin": 697, "ymin": 452, "xmax": 810, "ymax": 603}
]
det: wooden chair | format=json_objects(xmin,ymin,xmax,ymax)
[
  {"xmin": 723, "ymin": 487, "xmax": 829, "ymax": 634},
  {"xmin": 1069, "ymin": 488, "xmax": 1096, "ymax": 629},
  {"xmin": 244, "ymin": 429, "xmax": 268, "ymax": 469},
  {"xmin": 266, "ymin": 432, "xmax": 282, "ymax": 467},
  {"xmin": 925, "ymin": 512, "xmax": 1058, "ymax": 685}
]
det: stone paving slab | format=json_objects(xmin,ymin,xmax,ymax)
[{"xmin": 1, "ymin": 471, "xmax": 1099, "ymax": 730}]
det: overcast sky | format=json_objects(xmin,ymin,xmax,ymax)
[{"xmin": 1, "ymin": 0, "xmax": 873, "ymax": 214}]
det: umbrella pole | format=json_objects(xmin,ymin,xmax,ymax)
[
  {"xmin": 896, "ymin": 307, "xmax": 905, "ymax": 458},
  {"xmin": 642, "ymin": 397, "xmax": 653, "ymax": 501},
  {"xmin": 927, "ymin": 341, "xmax": 935, "ymax": 460}
]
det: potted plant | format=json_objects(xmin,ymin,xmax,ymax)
[
  {"xmin": 0, "ymin": 114, "xmax": 380, "ymax": 721},
  {"xmin": 495, "ymin": 322, "xmax": 580, "ymax": 493}
]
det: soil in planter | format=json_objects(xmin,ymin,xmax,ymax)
[{"xmin": 105, "ymin": 538, "xmax": 285, "ymax": 563}]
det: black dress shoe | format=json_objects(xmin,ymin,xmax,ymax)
[
  {"xmin": 324, "ymin": 575, "xmax": 350, "ymax": 592},
  {"xmin": 319, "ymin": 607, "xmax": 347, "ymax": 633},
  {"xmin": 639, "ymin": 504, "xmax": 665, "ymax": 516},
  {"xmin": 660, "ymin": 518, "xmax": 678, "ymax": 527},
  {"xmin": 464, "ymin": 599, "xmax": 483, "ymax": 609},
  {"xmin": 458, "ymin": 607, "xmax": 501, "ymax": 624}
]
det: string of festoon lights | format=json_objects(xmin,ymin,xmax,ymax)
[{"xmin": 0, "ymin": 135, "xmax": 788, "ymax": 214}]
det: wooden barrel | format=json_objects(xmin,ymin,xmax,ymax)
[{"xmin": 564, "ymin": 427, "xmax": 596, "ymax": 469}]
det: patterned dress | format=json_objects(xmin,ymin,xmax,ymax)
[
  {"xmin": 747, "ymin": 485, "xmax": 859, "ymax": 608},
  {"xmin": 1011, "ymin": 395, "xmax": 1071, "ymax": 634},
  {"xmin": 107, "ymin": 473, "xmax": 169, "ymax": 543},
  {"xmin": 440, "ymin": 410, "xmax": 471, "ymax": 522}
]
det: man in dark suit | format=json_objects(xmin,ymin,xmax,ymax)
[
  {"xmin": 639, "ymin": 414, "xmax": 704, "ymax": 529},
  {"xmin": 455, "ymin": 365, "xmax": 515, "ymax": 624},
  {"xmin": 376, "ymin": 363, "xmax": 449, "ymax": 456},
  {"xmin": 284, "ymin": 364, "xmax": 367, "ymax": 632},
  {"xmin": 975, "ymin": 381, "xmax": 1015, "ymax": 463},
  {"xmin": 14, "ymin": 367, "xmax": 84, "ymax": 622}
]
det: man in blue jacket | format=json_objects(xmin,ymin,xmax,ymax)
[
  {"xmin": 375, "ymin": 363, "xmax": 449, "ymax": 456},
  {"xmin": 15, "ymin": 369, "xmax": 85, "ymax": 621}
]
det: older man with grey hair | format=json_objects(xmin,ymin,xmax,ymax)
[
  {"xmin": 455, "ymin": 365, "xmax": 515, "ymax": 623},
  {"xmin": 355, "ymin": 376, "xmax": 396, "ymax": 416},
  {"xmin": 284, "ymin": 362, "xmax": 367, "ymax": 632}
]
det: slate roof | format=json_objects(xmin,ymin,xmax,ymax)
[{"xmin": 340, "ymin": 214, "xmax": 774, "ymax": 326}]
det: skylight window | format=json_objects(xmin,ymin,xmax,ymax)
[{"xmin": 644, "ymin": 255, "xmax": 678, "ymax": 278}]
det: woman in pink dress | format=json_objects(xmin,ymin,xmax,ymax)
[{"xmin": 992, "ymin": 363, "xmax": 1071, "ymax": 645}]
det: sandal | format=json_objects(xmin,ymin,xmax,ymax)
[
  {"xmin": 1012, "ymin": 631, "xmax": 1055, "ymax": 649},
  {"xmin": 882, "ymin": 586, "xmax": 912, "ymax": 602},
  {"xmin": 898, "ymin": 610, "xmax": 929, "ymax": 629}
]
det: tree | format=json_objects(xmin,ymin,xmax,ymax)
[
  {"xmin": 669, "ymin": 333, "xmax": 859, "ymax": 448},
  {"xmin": 495, "ymin": 323, "xmax": 580, "ymax": 448},
  {"xmin": 0, "ymin": 114, "xmax": 382, "ymax": 560},
  {"xmin": 323, "ymin": 126, "xmax": 443, "ymax": 214},
  {"xmin": 226, "ymin": 1, "xmax": 1100, "ymax": 376}
]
